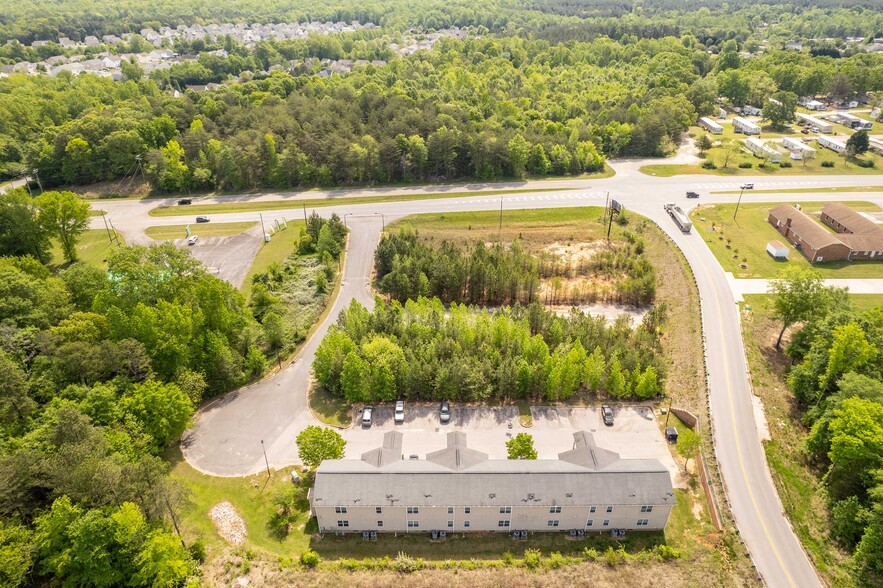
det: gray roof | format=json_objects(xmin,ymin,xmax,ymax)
[{"xmin": 314, "ymin": 431, "xmax": 674, "ymax": 508}]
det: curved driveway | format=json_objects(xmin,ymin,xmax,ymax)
[{"xmin": 96, "ymin": 163, "xmax": 883, "ymax": 587}]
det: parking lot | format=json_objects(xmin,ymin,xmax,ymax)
[{"xmin": 339, "ymin": 404, "xmax": 683, "ymax": 487}]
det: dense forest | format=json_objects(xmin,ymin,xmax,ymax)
[
  {"xmin": 313, "ymin": 297, "xmax": 665, "ymax": 403},
  {"xmin": 771, "ymin": 271, "xmax": 883, "ymax": 582},
  {"xmin": 2, "ymin": 1, "xmax": 883, "ymax": 187},
  {"xmin": 374, "ymin": 225, "xmax": 655, "ymax": 306}
]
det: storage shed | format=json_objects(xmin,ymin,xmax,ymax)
[{"xmin": 766, "ymin": 240, "xmax": 789, "ymax": 260}]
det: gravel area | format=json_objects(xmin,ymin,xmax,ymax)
[{"xmin": 209, "ymin": 501, "xmax": 247, "ymax": 545}]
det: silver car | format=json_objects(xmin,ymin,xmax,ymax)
[
  {"xmin": 361, "ymin": 406, "xmax": 374, "ymax": 427},
  {"xmin": 395, "ymin": 401, "xmax": 405, "ymax": 424},
  {"xmin": 439, "ymin": 401, "xmax": 451, "ymax": 423}
]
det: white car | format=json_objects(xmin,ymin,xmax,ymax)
[
  {"xmin": 187, "ymin": 235, "xmax": 198, "ymax": 245},
  {"xmin": 361, "ymin": 406, "xmax": 374, "ymax": 427},
  {"xmin": 740, "ymin": 183, "xmax": 754, "ymax": 190},
  {"xmin": 394, "ymin": 401, "xmax": 405, "ymax": 424}
]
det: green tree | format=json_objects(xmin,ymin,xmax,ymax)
[
  {"xmin": 506, "ymin": 432, "xmax": 538, "ymax": 460},
  {"xmin": 507, "ymin": 134, "xmax": 531, "ymax": 176},
  {"xmin": 676, "ymin": 428, "xmax": 701, "ymax": 473},
  {"xmin": 36, "ymin": 190, "xmax": 90, "ymax": 263},
  {"xmin": 0, "ymin": 520, "xmax": 35, "ymax": 588},
  {"xmin": 133, "ymin": 530, "xmax": 195, "ymax": 587},
  {"xmin": 769, "ymin": 267, "xmax": 833, "ymax": 351},
  {"xmin": 846, "ymin": 129, "xmax": 870, "ymax": 158},
  {"xmin": 634, "ymin": 366, "xmax": 660, "ymax": 399},
  {"xmin": 762, "ymin": 91, "xmax": 798, "ymax": 131},
  {"xmin": 62, "ymin": 137, "xmax": 93, "ymax": 184},
  {"xmin": 122, "ymin": 381, "xmax": 194, "ymax": 449},
  {"xmin": 528, "ymin": 143, "xmax": 551, "ymax": 175},
  {"xmin": 828, "ymin": 397, "xmax": 883, "ymax": 490},
  {"xmin": 818, "ymin": 323, "xmax": 878, "ymax": 398},
  {"xmin": 0, "ymin": 189, "xmax": 51, "ymax": 263},
  {"xmin": 606, "ymin": 357, "xmax": 626, "ymax": 398},
  {"xmin": 296, "ymin": 425, "xmax": 346, "ymax": 469}
]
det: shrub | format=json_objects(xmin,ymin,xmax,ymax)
[
  {"xmin": 821, "ymin": 160, "xmax": 835, "ymax": 168},
  {"xmin": 502, "ymin": 551, "xmax": 515, "ymax": 566},
  {"xmin": 757, "ymin": 163, "xmax": 765, "ymax": 168},
  {"xmin": 188, "ymin": 539, "xmax": 206, "ymax": 563},
  {"xmin": 548, "ymin": 551, "xmax": 566, "ymax": 569},
  {"xmin": 523, "ymin": 548, "xmax": 542, "ymax": 569},
  {"xmin": 779, "ymin": 160, "xmax": 792, "ymax": 167},
  {"xmin": 738, "ymin": 162, "xmax": 753, "ymax": 168},
  {"xmin": 395, "ymin": 552, "xmax": 418, "ymax": 574},
  {"xmin": 300, "ymin": 548, "xmax": 320, "ymax": 568},
  {"xmin": 654, "ymin": 544, "xmax": 685, "ymax": 561},
  {"xmin": 856, "ymin": 158, "xmax": 875, "ymax": 168},
  {"xmin": 583, "ymin": 547, "xmax": 600, "ymax": 561},
  {"xmin": 700, "ymin": 160, "xmax": 717, "ymax": 169},
  {"xmin": 603, "ymin": 546, "xmax": 627, "ymax": 567}
]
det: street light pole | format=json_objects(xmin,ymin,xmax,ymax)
[
  {"xmin": 733, "ymin": 188, "xmax": 745, "ymax": 220},
  {"xmin": 261, "ymin": 439, "xmax": 271, "ymax": 479}
]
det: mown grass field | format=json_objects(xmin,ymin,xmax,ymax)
[
  {"xmin": 145, "ymin": 221, "xmax": 257, "ymax": 240},
  {"xmin": 239, "ymin": 221, "xmax": 304, "ymax": 298},
  {"xmin": 689, "ymin": 200, "xmax": 883, "ymax": 279},
  {"xmin": 49, "ymin": 229, "xmax": 124, "ymax": 269},
  {"xmin": 712, "ymin": 185, "xmax": 883, "ymax": 195}
]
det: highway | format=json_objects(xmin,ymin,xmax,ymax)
[{"xmin": 94, "ymin": 163, "xmax": 883, "ymax": 587}]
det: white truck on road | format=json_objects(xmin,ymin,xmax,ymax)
[{"xmin": 664, "ymin": 202, "xmax": 692, "ymax": 233}]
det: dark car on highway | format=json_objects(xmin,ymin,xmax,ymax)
[
  {"xmin": 178, "ymin": 198, "xmax": 192, "ymax": 205},
  {"xmin": 196, "ymin": 216, "xmax": 210, "ymax": 223},
  {"xmin": 686, "ymin": 191, "xmax": 699, "ymax": 198}
]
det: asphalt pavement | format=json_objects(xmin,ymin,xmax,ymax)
[{"xmin": 115, "ymin": 161, "xmax": 883, "ymax": 587}]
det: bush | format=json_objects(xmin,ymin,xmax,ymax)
[
  {"xmin": 300, "ymin": 548, "xmax": 320, "ymax": 568},
  {"xmin": 856, "ymin": 158, "xmax": 875, "ymax": 168},
  {"xmin": 395, "ymin": 552, "xmax": 418, "ymax": 574},
  {"xmin": 757, "ymin": 163, "xmax": 765, "ymax": 168},
  {"xmin": 548, "ymin": 551, "xmax": 566, "ymax": 569},
  {"xmin": 523, "ymin": 548, "xmax": 542, "ymax": 569},
  {"xmin": 738, "ymin": 162, "xmax": 753, "ymax": 168},
  {"xmin": 700, "ymin": 160, "xmax": 717, "ymax": 169},
  {"xmin": 779, "ymin": 160, "xmax": 792, "ymax": 168},
  {"xmin": 821, "ymin": 160, "xmax": 835, "ymax": 168},
  {"xmin": 653, "ymin": 544, "xmax": 684, "ymax": 561},
  {"xmin": 188, "ymin": 539, "xmax": 206, "ymax": 563}
]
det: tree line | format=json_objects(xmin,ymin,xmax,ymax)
[
  {"xmin": 374, "ymin": 225, "xmax": 655, "ymax": 307},
  {"xmin": 770, "ymin": 268, "xmax": 883, "ymax": 582},
  {"xmin": 312, "ymin": 297, "xmax": 664, "ymax": 404}
]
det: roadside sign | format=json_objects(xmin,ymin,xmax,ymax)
[
  {"xmin": 611, "ymin": 199, "xmax": 622, "ymax": 214},
  {"xmin": 186, "ymin": 225, "xmax": 191, "ymax": 237}
]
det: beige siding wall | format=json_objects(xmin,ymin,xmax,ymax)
[{"xmin": 316, "ymin": 504, "xmax": 672, "ymax": 534}]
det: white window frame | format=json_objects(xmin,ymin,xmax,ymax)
[
  {"xmin": 549, "ymin": 506, "xmax": 562, "ymax": 514},
  {"xmin": 547, "ymin": 520, "xmax": 560, "ymax": 527}
]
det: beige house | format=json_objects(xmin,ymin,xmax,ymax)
[{"xmin": 310, "ymin": 430, "xmax": 674, "ymax": 534}]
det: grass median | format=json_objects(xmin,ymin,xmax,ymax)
[
  {"xmin": 712, "ymin": 185, "xmax": 883, "ymax": 195},
  {"xmin": 145, "ymin": 221, "xmax": 257, "ymax": 240},
  {"xmin": 148, "ymin": 187, "xmax": 577, "ymax": 217},
  {"xmin": 689, "ymin": 200, "xmax": 883, "ymax": 279}
]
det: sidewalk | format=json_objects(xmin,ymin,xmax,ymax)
[{"xmin": 727, "ymin": 274, "xmax": 883, "ymax": 301}]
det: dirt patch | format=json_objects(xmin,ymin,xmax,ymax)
[
  {"xmin": 209, "ymin": 501, "xmax": 248, "ymax": 545},
  {"xmin": 547, "ymin": 303, "xmax": 650, "ymax": 326},
  {"xmin": 543, "ymin": 240, "xmax": 606, "ymax": 264}
]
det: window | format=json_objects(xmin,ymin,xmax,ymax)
[
  {"xmin": 549, "ymin": 506, "xmax": 562, "ymax": 514},
  {"xmin": 640, "ymin": 505, "xmax": 653, "ymax": 513},
  {"xmin": 606, "ymin": 505, "xmax": 613, "ymax": 513},
  {"xmin": 376, "ymin": 507, "xmax": 382, "ymax": 514},
  {"xmin": 589, "ymin": 506, "xmax": 596, "ymax": 513},
  {"xmin": 448, "ymin": 521, "xmax": 454, "ymax": 528},
  {"xmin": 464, "ymin": 521, "xmax": 470, "ymax": 528},
  {"xmin": 636, "ymin": 519, "xmax": 649, "ymax": 526},
  {"xmin": 407, "ymin": 506, "xmax": 419, "ymax": 514},
  {"xmin": 335, "ymin": 506, "xmax": 347, "ymax": 514},
  {"xmin": 448, "ymin": 507, "xmax": 454, "ymax": 514},
  {"xmin": 407, "ymin": 520, "xmax": 419, "ymax": 528},
  {"xmin": 499, "ymin": 506, "xmax": 512, "ymax": 514},
  {"xmin": 586, "ymin": 520, "xmax": 593, "ymax": 527},
  {"xmin": 498, "ymin": 520, "xmax": 510, "ymax": 528},
  {"xmin": 337, "ymin": 520, "xmax": 349, "ymax": 527},
  {"xmin": 547, "ymin": 520, "xmax": 560, "ymax": 527},
  {"xmin": 377, "ymin": 521, "xmax": 383, "ymax": 527},
  {"xmin": 602, "ymin": 520, "xmax": 610, "ymax": 527},
  {"xmin": 464, "ymin": 507, "xmax": 471, "ymax": 514}
]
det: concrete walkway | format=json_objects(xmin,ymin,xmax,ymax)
[{"xmin": 728, "ymin": 275, "xmax": 883, "ymax": 301}]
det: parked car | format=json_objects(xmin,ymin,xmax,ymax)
[
  {"xmin": 361, "ymin": 406, "xmax": 374, "ymax": 427},
  {"xmin": 801, "ymin": 129, "xmax": 810, "ymax": 134},
  {"xmin": 187, "ymin": 236, "xmax": 198, "ymax": 246},
  {"xmin": 196, "ymin": 216, "xmax": 210, "ymax": 223},
  {"xmin": 740, "ymin": 183, "xmax": 754, "ymax": 190},
  {"xmin": 439, "ymin": 401, "xmax": 451, "ymax": 423},
  {"xmin": 395, "ymin": 401, "xmax": 405, "ymax": 424},
  {"xmin": 178, "ymin": 198, "xmax": 192, "ymax": 205},
  {"xmin": 601, "ymin": 405, "xmax": 614, "ymax": 426},
  {"xmin": 686, "ymin": 191, "xmax": 699, "ymax": 198}
]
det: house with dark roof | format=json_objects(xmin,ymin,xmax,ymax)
[
  {"xmin": 768, "ymin": 203, "xmax": 883, "ymax": 262},
  {"xmin": 310, "ymin": 430, "xmax": 674, "ymax": 534}
]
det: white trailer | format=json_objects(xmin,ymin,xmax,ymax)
[
  {"xmin": 796, "ymin": 112, "xmax": 833, "ymax": 133},
  {"xmin": 817, "ymin": 135, "xmax": 847, "ymax": 153},
  {"xmin": 732, "ymin": 116, "xmax": 761, "ymax": 135},
  {"xmin": 664, "ymin": 202, "xmax": 692, "ymax": 233},
  {"xmin": 870, "ymin": 138, "xmax": 883, "ymax": 155},
  {"xmin": 798, "ymin": 98, "xmax": 825, "ymax": 110},
  {"xmin": 744, "ymin": 138, "xmax": 782, "ymax": 163},
  {"xmin": 782, "ymin": 137, "xmax": 816, "ymax": 160},
  {"xmin": 832, "ymin": 112, "xmax": 872, "ymax": 130},
  {"xmin": 699, "ymin": 116, "xmax": 723, "ymax": 135}
]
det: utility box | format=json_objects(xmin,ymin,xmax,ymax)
[{"xmin": 665, "ymin": 426, "xmax": 679, "ymax": 444}]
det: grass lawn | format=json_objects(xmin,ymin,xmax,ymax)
[
  {"xmin": 239, "ymin": 221, "xmax": 304, "ymax": 298},
  {"xmin": 309, "ymin": 385, "xmax": 352, "ymax": 428},
  {"xmin": 49, "ymin": 229, "xmax": 124, "ymax": 269},
  {"xmin": 145, "ymin": 221, "xmax": 257, "ymax": 240},
  {"xmin": 712, "ymin": 185, "xmax": 883, "ymax": 195},
  {"xmin": 738, "ymin": 295, "xmax": 858, "ymax": 586},
  {"xmin": 89, "ymin": 209, "xmax": 106, "ymax": 216},
  {"xmin": 689, "ymin": 200, "xmax": 883, "ymax": 278},
  {"xmin": 166, "ymin": 447, "xmax": 312, "ymax": 559},
  {"xmin": 147, "ymin": 187, "xmax": 577, "ymax": 217}
]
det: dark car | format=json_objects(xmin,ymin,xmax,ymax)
[
  {"xmin": 601, "ymin": 405, "xmax": 614, "ymax": 426},
  {"xmin": 178, "ymin": 198, "xmax": 192, "ymax": 205},
  {"xmin": 686, "ymin": 191, "xmax": 699, "ymax": 199},
  {"xmin": 439, "ymin": 401, "xmax": 451, "ymax": 423},
  {"xmin": 195, "ymin": 216, "xmax": 210, "ymax": 223}
]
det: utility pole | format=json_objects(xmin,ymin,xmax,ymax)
[
  {"xmin": 102, "ymin": 214, "xmax": 113, "ymax": 243},
  {"xmin": 259, "ymin": 213, "xmax": 266, "ymax": 241},
  {"xmin": 498, "ymin": 194, "xmax": 503, "ymax": 239},
  {"xmin": 108, "ymin": 219, "xmax": 122, "ymax": 246},
  {"xmin": 303, "ymin": 203, "xmax": 308, "ymax": 225},
  {"xmin": 261, "ymin": 439, "xmax": 271, "ymax": 479},
  {"xmin": 32, "ymin": 168, "xmax": 43, "ymax": 194},
  {"xmin": 663, "ymin": 397, "xmax": 674, "ymax": 428},
  {"xmin": 603, "ymin": 191, "xmax": 609, "ymax": 223},
  {"xmin": 733, "ymin": 188, "xmax": 745, "ymax": 220}
]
